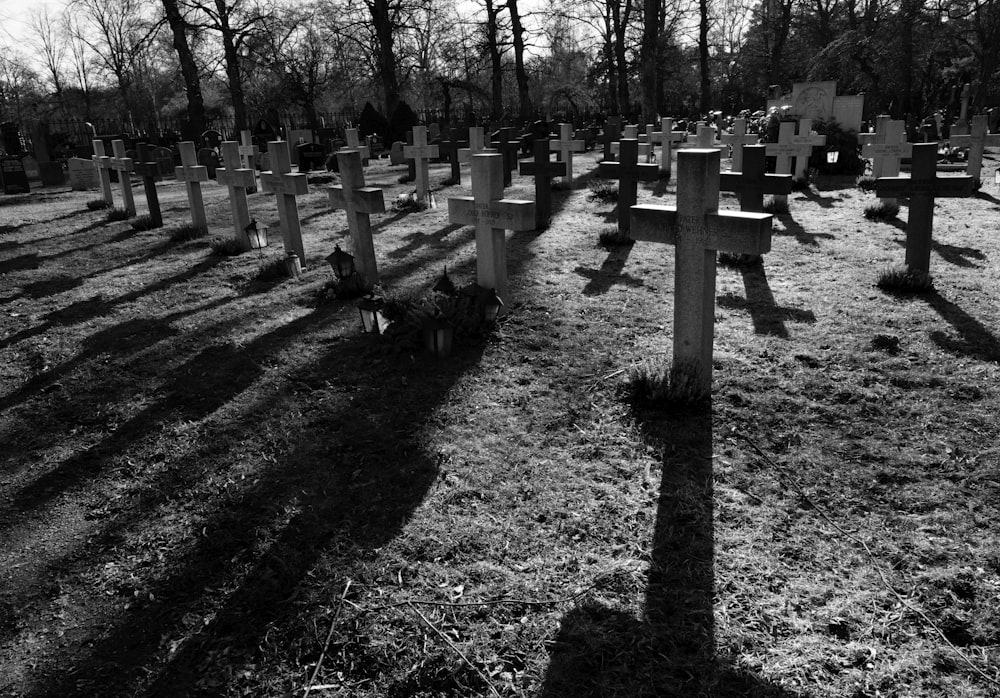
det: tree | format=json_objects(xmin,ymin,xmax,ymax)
[
  {"xmin": 161, "ymin": 0, "xmax": 206, "ymax": 137},
  {"xmin": 508, "ymin": 0, "xmax": 533, "ymax": 119},
  {"xmin": 27, "ymin": 7, "xmax": 68, "ymax": 116}
]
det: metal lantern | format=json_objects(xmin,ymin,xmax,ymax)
[
  {"xmin": 327, "ymin": 245, "xmax": 356, "ymax": 279},
  {"xmin": 481, "ymin": 287, "xmax": 504, "ymax": 322},
  {"xmin": 357, "ymin": 295, "xmax": 388, "ymax": 334},
  {"xmin": 244, "ymin": 218, "xmax": 268, "ymax": 249},
  {"xmin": 826, "ymin": 149, "xmax": 839, "ymax": 164},
  {"xmin": 422, "ymin": 318, "xmax": 453, "ymax": 358}
]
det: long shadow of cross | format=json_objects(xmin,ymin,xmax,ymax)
[
  {"xmin": 574, "ymin": 244, "xmax": 646, "ymax": 296},
  {"xmin": 772, "ymin": 212, "xmax": 835, "ymax": 247},
  {"xmin": 716, "ymin": 262, "xmax": 816, "ymax": 338},
  {"xmin": 540, "ymin": 403, "xmax": 800, "ymax": 697},
  {"xmin": 923, "ymin": 290, "xmax": 1000, "ymax": 362}
]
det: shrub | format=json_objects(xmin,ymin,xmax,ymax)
[
  {"xmin": 130, "ymin": 215, "xmax": 159, "ymax": 231},
  {"xmin": 763, "ymin": 196, "xmax": 788, "ymax": 214},
  {"xmin": 876, "ymin": 264, "xmax": 934, "ymax": 293},
  {"xmin": 392, "ymin": 192, "xmax": 428, "ymax": 213},
  {"xmin": 791, "ymin": 175, "xmax": 811, "ymax": 192},
  {"xmin": 168, "ymin": 224, "xmax": 208, "ymax": 242},
  {"xmin": 718, "ymin": 251, "xmax": 761, "ymax": 267},
  {"xmin": 209, "ymin": 236, "xmax": 245, "ymax": 256},
  {"xmin": 256, "ymin": 258, "xmax": 289, "ymax": 282},
  {"xmin": 622, "ymin": 358, "xmax": 710, "ymax": 409},
  {"xmin": 598, "ymin": 227, "xmax": 633, "ymax": 247},
  {"xmin": 86, "ymin": 199, "xmax": 110, "ymax": 211},
  {"xmin": 105, "ymin": 207, "xmax": 131, "ymax": 222},
  {"xmin": 314, "ymin": 276, "xmax": 367, "ymax": 304},
  {"xmin": 588, "ymin": 179, "xmax": 619, "ymax": 202},
  {"xmin": 856, "ymin": 175, "xmax": 878, "ymax": 191},
  {"xmin": 863, "ymin": 200, "xmax": 900, "ymax": 220}
]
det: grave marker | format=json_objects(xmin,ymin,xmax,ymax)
[
  {"xmin": 174, "ymin": 141, "xmax": 209, "ymax": 231},
  {"xmin": 951, "ymin": 83, "xmax": 971, "ymax": 137},
  {"xmin": 600, "ymin": 117, "xmax": 622, "ymax": 160},
  {"xmin": 764, "ymin": 119, "xmax": 825, "ymax": 205},
  {"xmin": 0, "ymin": 156, "xmax": 29, "ymax": 194},
  {"xmin": 344, "ymin": 128, "xmax": 370, "ymax": 164},
  {"xmin": 133, "ymin": 143, "xmax": 163, "ymax": 227},
  {"xmin": 438, "ymin": 128, "xmax": 468, "ymax": 184},
  {"xmin": 239, "ymin": 130, "xmax": 260, "ymax": 193},
  {"xmin": 403, "ymin": 124, "xmax": 439, "ymax": 204},
  {"xmin": 631, "ymin": 149, "xmax": 773, "ymax": 390},
  {"xmin": 519, "ymin": 138, "xmax": 566, "ymax": 229},
  {"xmin": 860, "ymin": 116, "xmax": 912, "ymax": 206},
  {"xmin": 949, "ymin": 115, "xmax": 1000, "ymax": 182},
  {"xmin": 720, "ymin": 118, "xmax": 759, "ymax": 172},
  {"xmin": 491, "ymin": 128, "xmax": 522, "ymax": 187},
  {"xmin": 216, "ymin": 141, "xmax": 257, "ymax": 251},
  {"xmin": 447, "ymin": 153, "xmax": 536, "ymax": 311},
  {"xmin": 154, "ymin": 146, "xmax": 175, "ymax": 180},
  {"xmin": 260, "ymin": 140, "xmax": 309, "ymax": 264},
  {"xmin": 110, "ymin": 139, "xmax": 136, "ymax": 215},
  {"xmin": 92, "ymin": 140, "xmax": 115, "ymax": 205},
  {"xmin": 458, "ymin": 127, "xmax": 493, "ymax": 163},
  {"xmin": 328, "ymin": 149, "xmax": 386, "ymax": 289},
  {"xmin": 719, "ymin": 145, "xmax": 793, "ymax": 212},
  {"xmin": 598, "ymin": 138, "xmax": 659, "ymax": 233},
  {"xmin": 68, "ymin": 157, "xmax": 98, "ymax": 191},
  {"xmin": 648, "ymin": 117, "xmax": 686, "ymax": 178},
  {"xmin": 198, "ymin": 147, "xmax": 220, "ymax": 179},
  {"xmin": 875, "ymin": 142, "xmax": 974, "ymax": 273},
  {"xmin": 549, "ymin": 123, "xmax": 584, "ymax": 183}
]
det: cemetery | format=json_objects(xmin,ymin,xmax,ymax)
[{"xmin": 2, "ymin": 3, "xmax": 1000, "ymax": 696}]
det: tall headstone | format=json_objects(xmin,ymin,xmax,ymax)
[
  {"xmin": 344, "ymin": 128, "xmax": 371, "ymax": 165},
  {"xmin": 598, "ymin": 139, "xmax": 659, "ymax": 233},
  {"xmin": 600, "ymin": 117, "xmax": 622, "ymax": 161},
  {"xmin": 491, "ymin": 128, "xmax": 522, "ymax": 187},
  {"xmin": 260, "ymin": 140, "xmax": 309, "ymax": 264},
  {"xmin": 328, "ymin": 149, "xmax": 386, "ymax": 289},
  {"xmin": 92, "ymin": 140, "xmax": 114, "ymax": 205},
  {"xmin": 458, "ymin": 127, "xmax": 493, "ymax": 163},
  {"xmin": 174, "ymin": 141, "xmax": 209, "ymax": 231},
  {"xmin": 951, "ymin": 83, "xmax": 972, "ymax": 137},
  {"xmin": 631, "ymin": 149, "xmax": 773, "ymax": 390},
  {"xmin": 402, "ymin": 124, "xmax": 439, "ymax": 204},
  {"xmin": 216, "ymin": 141, "xmax": 257, "ymax": 251},
  {"xmin": 437, "ymin": 127, "xmax": 468, "ymax": 184},
  {"xmin": 860, "ymin": 116, "xmax": 912, "ymax": 206},
  {"xmin": 110, "ymin": 139, "xmax": 136, "ymax": 215},
  {"xmin": 648, "ymin": 117, "xmax": 686, "ymax": 178},
  {"xmin": 239, "ymin": 130, "xmax": 260, "ymax": 193},
  {"xmin": 719, "ymin": 145, "xmax": 793, "ymax": 212}
]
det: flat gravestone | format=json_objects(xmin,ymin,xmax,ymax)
[
  {"xmin": 92, "ymin": 140, "xmax": 115, "ymax": 205},
  {"xmin": 598, "ymin": 138, "xmax": 659, "ymax": 233},
  {"xmin": 631, "ymin": 149, "xmax": 773, "ymax": 391},
  {"xmin": 875, "ymin": 142, "xmax": 974, "ymax": 273},
  {"xmin": 110, "ymin": 139, "xmax": 137, "ymax": 215},
  {"xmin": 216, "ymin": 141, "xmax": 257, "ymax": 251},
  {"xmin": 328, "ymin": 149, "xmax": 385, "ymax": 289},
  {"xmin": 261, "ymin": 140, "xmax": 309, "ymax": 264},
  {"xmin": 174, "ymin": 141, "xmax": 210, "ymax": 231},
  {"xmin": 448, "ymin": 153, "xmax": 536, "ymax": 312},
  {"xmin": 0, "ymin": 157, "xmax": 30, "ymax": 194}
]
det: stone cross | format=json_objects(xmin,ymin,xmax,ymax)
[
  {"xmin": 403, "ymin": 124, "xmax": 439, "ymax": 203},
  {"xmin": 694, "ymin": 125, "xmax": 726, "ymax": 151},
  {"xmin": 109, "ymin": 139, "xmax": 136, "ymax": 215},
  {"xmin": 133, "ymin": 143, "xmax": 163, "ymax": 228},
  {"xmin": 875, "ymin": 142, "xmax": 974, "ymax": 273},
  {"xmin": 860, "ymin": 115, "xmax": 912, "ymax": 206},
  {"xmin": 549, "ymin": 123, "xmax": 584, "ymax": 183},
  {"xmin": 519, "ymin": 138, "xmax": 566, "ymax": 229},
  {"xmin": 764, "ymin": 119, "xmax": 824, "ymax": 205},
  {"xmin": 458, "ymin": 127, "xmax": 493, "ymax": 163},
  {"xmin": 491, "ymin": 128, "xmax": 522, "ymax": 187},
  {"xmin": 447, "ymin": 153, "xmax": 536, "ymax": 311},
  {"xmin": 260, "ymin": 140, "xmax": 309, "ymax": 264},
  {"xmin": 600, "ymin": 117, "xmax": 622, "ymax": 161},
  {"xmin": 437, "ymin": 127, "xmax": 468, "ymax": 184},
  {"xmin": 598, "ymin": 138, "xmax": 659, "ymax": 233},
  {"xmin": 720, "ymin": 118, "xmax": 759, "ymax": 172},
  {"xmin": 174, "ymin": 141, "xmax": 209, "ymax": 231},
  {"xmin": 92, "ymin": 140, "xmax": 115, "ymax": 205},
  {"xmin": 631, "ymin": 148, "xmax": 773, "ymax": 391},
  {"xmin": 216, "ymin": 141, "xmax": 257, "ymax": 251},
  {"xmin": 949, "ymin": 115, "xmax": 1000, "ymax": 182},
  {"xmin": 328, "ymin": 149, "xmax": 385, "ymax": 289},
  {"xmin": 719, "ymin": 145, "xmax": 793, "ymax": 212},
  {"xmin": 344, "ymin": 128, "xmax": 370, "ymax": 164},
  {"xmin": 952, "ymin": 83, "xmax": 972, "ymax": 136},
  {"xmin": 238, "ymin": 130, "xmax": 259, "ymax": 193},
  {"xmin": 647, "ymin": 117, "xmax": 686, "ymax": 178},
  {"xmin": 612, "ymin": 126, "xmax": 652, "ymax": 161}
]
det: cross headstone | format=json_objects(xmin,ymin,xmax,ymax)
[
  {"xmin": 110, "ymin": 139, "xmax": 136, "ymax": 215},
  {"xmin": 328, "ymin": 149, "xmax": 386, "ymax": 289},
  {"xmin": 260, "ymin": 140, "xmax": 309, "ymax": 264},
  {"xmin": 491, "ymin": 128, "xmax": 522, "ymax": 187},
  {"xmin": 694, "ymin": 125, "xmax": 726, "ymax": 151},
  {"xmin": 720, "ymin": 118, "xmax": 759, "ymax": 172},
  {"xmin": 447, "ymin": 153, "xmax": 536, "ymax": 311},
  {"xmin": 519, "ymin": 138, "xmax": 566, "ymax": 229},
  {"xmin": 764, "ymin": 119, "xmax": 825, "ymax": 205},
  {"xmin": 875, "ymin": 142, "xmax": 975, "ymax": 273},
  {"xmin": 647, "ymin": 117, "xmax": 686, "ymax": 178},
  {"xmin": 631, "ymin": 148, "xmax": 773, "ymax": 391},
  {"xmin": 403, "ymin": 124, "xmax": 439, "ymax": 204},
  {"xmin": 92, "ymin": 140, "xmax": 114, "ymax": 205},
  {"xmin": 549, "ymin": 123, "xmax": 584, "ymax": 183},
  {"xmin": 949, "ymin": 115, "xmax": 1000, "ymax": 182},
  {"xmin": 343, "ymin": 128, "xmax": 370, "ymax": 165},
  {"xmin": 598, "ymin": 138, "xmax": 659, "ymax": 233},
  {"xmin": 216, "ymin": 141, "xmax": 257, "ymax": 251},
  {"xmin": 438, "ymin": 127, "xmax": 468, "ymax": 184},
  {"xmin": 612, "ymin": 126, "xmax": 652, "ymax": 160},
  {"xmin": 174, "ymin": 141, "xmax": 209, "ymax": 231},
  {"xmin": 404, "ymin": 130, "xmax": 417, "ymax": 181},
  {"xmin": 239, "ymin": 130, "xmax": 260, "ymax": 194},
  {"xmin": 458, "ymin": 127, "xmax": 493, "ymax": 163},
  {"xmin": 133, "ymin": 143, "xmax": 163, "ymax": 228},
  {"xmin": 719, "ymin": 145, "xmax": 793, "ymax": 212},
  {"xmin": 860, "ymin": 115, "xmax": 912, "ymax": 206},
  {"xmin": 600, "ymin": 117, "xmax": 622, "ymax": 161}
]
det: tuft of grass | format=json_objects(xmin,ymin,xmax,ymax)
[
  {"xmin": 762, "ymin": 196, "xmax": 788, "ymax": 214},
  {"xmin": 622, "ymin": 358, "xmax": 710, "ymax": 409},
  {"xmin": 587, "ymin": 179, "xmax": 619, "ymax": 202},
  {"xmin": 86, "ymin": 198, "xmax": 111, "ymax": 211},
  {"xmin": 863, "ymin": 200, "xmax": 900, "ymax": 220},
  {"xmin": 392, "ymin": 193, "xmax": 429, "ymax": 213},
  {"xmin": 168, "ymin": 224, "xmax": 208, "ymax": 242},
  {"xmin": 105, "ymin": 207, "xmax": 131, "ymax": 222},
  {"xmin": 255, "ymin": 257, "xmax": 290, "ymax": 282},
  {"xmin": 209, "ymin": 236, "xmax": 245, "ymax": 256},
  {"xmin": 130, "ymin": 215, "xmax": 159, "ymax": 231},
  {"xmin": 598, "ymin": 227, "xmax": 633, "ymax": 247},
  {"xmin": 718, "ymin": 251, "xmax": 762, "ymax": 267},
  {"xmin": 876, "ymin": 264, "xmax": 934, "ymax": 293},
  {"xmin": 856, "ymin": 174, "xmax": 878, "ymax": 191}
]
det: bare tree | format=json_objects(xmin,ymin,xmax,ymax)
[{"xmin": 27, "ymin": 6, "xmax": 68, "ymax": 116}]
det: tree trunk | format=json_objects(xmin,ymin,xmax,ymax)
[
  {"xmin": 485, "ymin": 0, "xmax": 504, "ymax": 120},
  {"xmin": 162, "ymin": 0, "xmax": 206, "ymax": 137},
  {"xmin": 698, "ymin": 0, "xmax": 711, "ymax": 114},
  {"xmin": 369, "ymin": 0, "xmax": 401, "ymax": 118},
  {"xmin": 508, "ymin": 0, "xmax": 532, "ymax": 121},
  {"xmin": 641, "ymin": 0, "xmax": 659, "ymax": 121},
  {"xmin": 213, "ymin": 0, "xmax": 249, "ymax": 133}
]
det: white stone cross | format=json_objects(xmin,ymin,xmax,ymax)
[
  {"xmin": 720, "ymin": 118, "xmax": 759, "ymax": 172},
  {"xmin": 216, "ymin": 141, "xmax": 257, "ymax": 251},
  {"xmin": 174, "ymin": 141, "xmax": 209, "ymax": 231},
  {"xmin": 343, "ymin": 128, "xmax": 370, "ymax": 164},
  {"xmin": 328, "ymin": 149, "xmax": 385, "ymax": 289},
  {"xmin": 458, "ymin": 127, "xmax": 493, "ymax": 163},
  {"xmin": 949, "ymin": 115, "xmax": 1000, "ymax": 182},
  {"xmin": 612, "ymin": 125, "xmax": 651, "ymax": 160},
  {"xmin": 238, "ymin": 130, "xmax": 259, "ymax": 193},
  {"xmin": 764, "ymin": 119, "xmax": 825, "ymax": 205},
  {"xmin": 92, "ymin": 140, "xmax": 115, "ymax": 205},
  {"xmin": 447, "ymin": 153, "xmax": 536, "ymax": 312},
  {"xmin": 647, "ymin": 117, "xmax": 686, "ymax": 178},
  {"xmin": 260, "ymin": 140, "xmax": 310, "ymax": 264},
  {"xmin": 403, "ymin": 125, "xmax": 439, "ymax": 203},
  {"xmin": 694, "ymin": 124, "xmax": 726, "ymax": 151},
  {"xmin": 631, "ymin": 148, "xmax": 773, "ymax": 391},
  {"xmin": 860, "ymin": 116, "xmax": 912, "ymax": 206},
  {"xmin": 549, "ymin": 123, "xmax": 584, "ymax": 183},
  {"xmin": 109, "ymin": 139, "xmax": 136, "ymax": 215}
]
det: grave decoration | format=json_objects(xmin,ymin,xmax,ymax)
[
  {"xmin": 216, "ymin": 141, "xmax": 258, "ymax": 251},
  {"xmin": 598, "ymin": 138, "xmax": 659, "ymax": 233},
  {"xmin": 134, "ymin": 143, "xmax": 163, "ymax": 227},
  {"xmin": 720, "ymin": 145, "xmax": 793, "ymax": 213},
  {"xmin": 720, "ymin": 118, "xmax": 760, "ymax": 172},
  {"xmin": 548, "ymin": 124, "xmax": 584, "ymax": 184},
  {"xmin": 174, "ymin": 141, "xmax": 210, "ymax": 231},
  {"xmin": 437, "ymin": 128, "xmax": 469, "ymax": 184},
  {"xmin": 238, "ymin": 130, "xmax": 260, "ymax": 193},
  {"xmin": 447, "ymin": 153, "xmax": 536, "ymax": 312},
  {"xmin": 92, "ymin": 140, "xmax": 115, "ymax": 205},
  {"xmin": 403, "ymin": 125, "xmax": 440, "ymax": 205},
  {"xmin": 874, "ymin": 142, "xmax": 974, "ymax": 274},
  {"xmin": 328, "ymin": 149, "xmax": 386, "ymax": 290},
  {"xmin": 949, "ymin": 115, "xmax": 1000, "ymax": 183},
  {"xmin": 860, "ymin": 116, "xmax": 912, "ymax": 206},
  {"xmin": 648, "ymin": 117, "xmax": 686, "ymax": 178},
  {"xmin": 110, "ymin": 139, "xmax": 137, "ymax": 216},
  {"xmin": 519, "ymin": 138, "xmax": 567, "ymax": 229},
  {"xmin": 260, "ymin": 140, "xmax": 310, "ymax": 265},
  {"xmin": 0, "ymin": 156, "xmax": 29, "ymax": 194},
  {"xmin": 631, "ymin": 148, "xmax": 773, "ymax": 391}
]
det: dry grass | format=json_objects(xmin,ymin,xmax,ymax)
[{"xmin": 1, "ymin": 155, "xmax": 999, "ymax": 698}]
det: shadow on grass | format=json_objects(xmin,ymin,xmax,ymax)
[
  {"xmin": 542, "ymin": 402, "xmax": 798, "ymax": 697},
  {"xmin": 886, "ymin": 226, "xmax": 988, "ymax": 268},
  {"xmin": 575, "ymin": 244, "xmax": 646, "ymax": 296},
  {"xmin": 772, "ymin": 213, "xmax": 835, "ymax": 247},
  {"xmin": 924, "ymin": 290, "xmax": 1000, "ymax": 362},
  {"xmin": 717, "ymin": 262, "xmax": 816, "ymax": 338},
  {"xmin": 794, "ymin": 187, "xmax": 839, "ymax": 208}
]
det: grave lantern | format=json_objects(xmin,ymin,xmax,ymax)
[
  {"xmin": 826, "ymin": 149, "xmax": 839, "ymax": 164},
  {"xmin": 244, "ymin": 218, "xmax": 269, "ymax": 249},
  {"xmin": 432, "ymin": 267, "xmax": 456, "ymax": 295},
  {"xmin": 422, "ymin": 318, "xmax": 453, "ymax": 358},
  {"xmin": 357, "ymin": 294, "xmax": 389, "ymax": 334},
  {"xmin": 327, "ymin": 244, "xmax": 356, "ymax": 279}
]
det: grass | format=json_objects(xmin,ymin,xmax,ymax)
[
  {"xmin": 876, "ymin": 264, "xmax": 935, "ymax": 292},
  {"xmin": 208, "ymin": 236, "xmax": 246, "ymax": 256},
  {"xmin": 856, "ymin": 174, "xmax": 878, "ymax": 191},
  {"xmin": 762, "ymin": 195, "xmax": 789, "ymax": 214},
  {"xmin": 598, "ymin": 226, "xmax": 633, "ymax": 247},
  {"xmin": 105, "ymin": 207, "xmax": 131, "ymax": 222},
  {"xmin": 168, "ymin": 223, "xmax": 209, "ymax": 242},
  {"xmin": 621, "ymin": 358, "xmax": 710, "ymax": 408},
  {"xmin": 129, "ymin": 214, "xmax": 160, "ymax": 231},
  {"xmin": 86, "ymin": 198, "xmax": 111, "ymax": 210},
  {"xmin": 864, "ymin": 199, "xmax": 901, "ymax": 220},
  {"xmin": 587, "ymin": 179, "xmax": 619, "ymax": 202}
]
